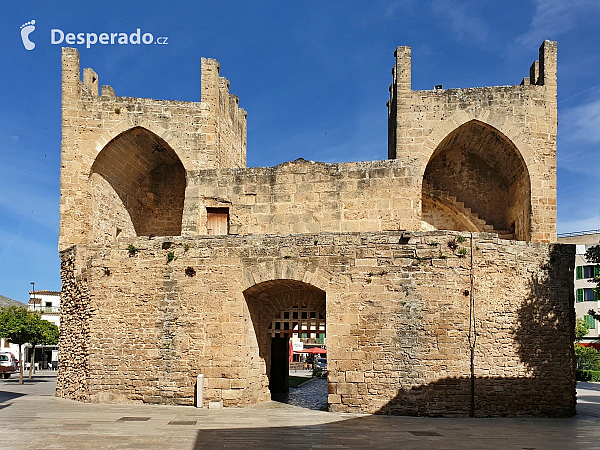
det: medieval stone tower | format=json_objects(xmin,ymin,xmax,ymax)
[
  {"xmin": 389, "ymin": 41, "xmax": 557, "ymax": 243},
  {"xmin": 57, "ymin": 42, "xmax": 575, "ymax": 417}
]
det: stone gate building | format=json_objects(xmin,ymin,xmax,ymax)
[{"xmin": 57, "ymin": 41, "xmax": 576, "ymax": 416}]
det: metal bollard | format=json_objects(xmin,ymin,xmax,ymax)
[{"xmin": 196, "ymin": 374, "xmax": 204, "ymax": 408}]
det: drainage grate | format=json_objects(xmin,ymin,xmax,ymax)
[
  {"xmin": 168, "ymin": 421, "xmax": 197, "ymax": 426},
  {"xmin": 117, "ymin": 417, "xmax": 151, "ymax": 422},
  {"xmin": 408, "ymin": 431, "xmax": 442, "ymax": 437}
]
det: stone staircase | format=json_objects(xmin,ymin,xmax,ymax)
[{"xmin": 422, "ymin": 181, "xmax": 515, "ymax": 240}]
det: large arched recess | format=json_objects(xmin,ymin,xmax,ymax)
[
  {"xmin": 89, "ymin": 126, "xmax": 186, "ymax": 240},
  {"xmin": 421, "ymin": 120, "xmax": 531, "ymax": 241},
  {"xmin": 243, "ymin": 280, "xmax": 326, "ymax": 398}
]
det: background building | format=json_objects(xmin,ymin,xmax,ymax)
[
  {"xmin": 558, "ymin": 230, "xmax": 600, "ymax": 344},
  {"xmin": 0, "ymin": 291, "xmax": 60, "ymax": 369},
  {"xmin": 28, "ymin": 290, "xmax": 61, "ymax": 327},
  {"xmin": 26, "ymin": 290, "xmax": 60, "ymax": 368}
]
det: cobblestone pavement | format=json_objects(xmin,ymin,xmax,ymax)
[
  {"xmin": 272, "ymin": 377, "xmax": 328, "ymax": 411},
  {"xmin": 2, "ymin": 372, "xmax": 600, "ymax": 449}
]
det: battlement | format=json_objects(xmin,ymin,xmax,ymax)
[
  {"xmin": 59, "ymin": 48, "xmax": 247, "ymax": 251},
  {"xmin": 387, "ymin": 41, "xmax": 558, "ymax": 243},
  {"xmin": 59, "ymin": 41, "xmax": 558, "ymax": 254}
]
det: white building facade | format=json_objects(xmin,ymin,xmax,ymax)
[
  {"xmin": 27, "ymin": 290, "xmax": 60, "ymax": 368},
  {"xmin": 558, "ymin": 231, "xmax": 600, "ymax": 343}
]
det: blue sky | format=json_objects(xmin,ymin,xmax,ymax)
[{"xmin": 1, "ymin": 0, "xmax": 599, "ymax": 301}]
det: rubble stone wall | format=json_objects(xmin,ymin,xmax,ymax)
[{"xmin": 56, "ymin": 247, "xmax": 93, "ymax": 401}]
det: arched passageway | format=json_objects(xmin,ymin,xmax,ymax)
[
  {"xmin": 243, "ymin": 280, "xmax": 326, "ymax": 404},
  {"xmin": 421, "ymin": 120, "xmax": 531, "ymax": 241},
  {"xmin": 89, "ymin": 127, "xmax": 186, "ymax": 240}
]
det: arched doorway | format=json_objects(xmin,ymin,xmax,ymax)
[
  {"xmin": 421, "ymin": 120, "xmax": 531, "ymax": 241},
  {"xmin": 89, "ymin": 126, "xmax": 186, "ymax": 241},
  {"xmin": 243, "ymin": 280, "xmax": 327, "ymax": 406}
]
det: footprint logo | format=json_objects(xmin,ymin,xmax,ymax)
[{"xmin": 20, "ymin": 20, "xmax": 36, "ymax": 50}]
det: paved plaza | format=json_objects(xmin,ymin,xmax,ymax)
[{"xmin": 1, "ymin": 371, "xmax": 600, "ymax": 449}]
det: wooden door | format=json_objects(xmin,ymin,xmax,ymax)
[{"xmin": 207, "ymin": 208, "xmax": 229, "ymax": 235}]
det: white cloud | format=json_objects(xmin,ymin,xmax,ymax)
[
  {"xmin": 557, "ymin": 216, "xmax": 600, "ymax": 234},
  {"xmin": 430, "ymin": 0, "xmax": 489, "ymax": 45},
  {"xmin": 0, "ymin": 187, "xmax": 59, "ymax": 231},
  {"xmin": 518, "ymin": 0, "xmax": 600, "ymax": 48},
  {"xmin": 561, "ymin": 96, "xmax": 600, "ymax": 143},
  {"xmin": 557, "ymin": 89, "xmax": 600, "ymax": 177}
]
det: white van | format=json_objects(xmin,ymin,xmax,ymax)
[{"xmin": 0, "ymin": 352, "xmax": 18, "ymax": 379}]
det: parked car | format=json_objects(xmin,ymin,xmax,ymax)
[
  {"xmin": 315, "ymin": 357, "xmax": 327, "ymax": 372},
  {"xmin": 0, "ymin": 352, "xmax": 18, "ymax": 379}
]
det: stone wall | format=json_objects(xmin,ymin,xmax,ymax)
[
  {"xmin": 188, "ymin": 159, "xmax": 420, "ymax": 236},
  {"xmin": 57, "ymin": 231, "xmax": 576, "ymax": 417},
  {"xmin": 59, "ymin": 48, "xmax": 247, "ymax": 250},
  {"xmin": 57, "ymin": 41, "xmax": 568, "ymax": 417},
  {"xmin": 388, "ymin": 41, "xmax": 557, "ymax": 242}
]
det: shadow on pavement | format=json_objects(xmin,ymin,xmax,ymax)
[
  {"xmin": 0, "ymin": 377, "xmax": 55, "ymax": 385},
  {"xmin": 577, "ymin": 382, "xmax": 600, "ymax": 392},
  {"xmin": 0, "ymin": 391, "xmax": 26, "ymax": 404},
  {"xmin": 190, "ymin": 412, "xmax": 584, "ymax": 450}
]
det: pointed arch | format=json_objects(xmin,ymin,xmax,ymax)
[
  {"xmin": 421, "ymin": 120, "xmax": 531, "ymax": 240},
  {"xmin": 90, "ymin": 126, "xmax": 186, "ymax": 239}
]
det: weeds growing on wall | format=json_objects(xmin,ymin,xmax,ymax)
[{"xmin": 166, "ymin": 251, "xmax": 177, "ymax": 263}]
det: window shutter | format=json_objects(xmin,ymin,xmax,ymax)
[
  {"xmin": 577, "ymin": 266, "xmax": 583, "ymax": 279},
  {"xmin": 595, "ymin": 265, "xmax": 600, "ymax": 277},
  {"xmin": 577, "ymin": 289, "xmax": 583, "ymax": 302},
  {"xmin": 595, "ymin": 289, "xmax": 600, "ymax": 301},
  {"xmin": 585, "ymin": 315, "xmax": 596, "ymax": 329}
]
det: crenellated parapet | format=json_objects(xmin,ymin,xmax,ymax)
[
  {"xmin": 59, "ymin": 48, "xmax": 247, "ymax": 251},
  {"xmin": 387, "ymin": 41, "xmax": 558, "ymax": 243}
]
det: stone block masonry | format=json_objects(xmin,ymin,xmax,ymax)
[
  {"xmin": 58, "ymin": 231, "xmax": 575, "ymax": 417},
  {"xmin": 389, "ymin": 41, "xmax": 558, "ymax": 242},
  {"xmin": 57, "ymin": 40, "xmax": 573, "ymax": 416},
  {"xmin": 59, "ymin": 48, "xmax": 247, "ymax": 250}
]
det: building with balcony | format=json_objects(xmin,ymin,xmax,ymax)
[
  {"xmin": 26, "ymin": 290, "xmax": 61, "ymax": 369},
  {"xmin": 28, "ymin": 290, "xmax": 61, "ymax": 327}
]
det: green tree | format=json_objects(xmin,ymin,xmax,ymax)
[
  {"xmin": 26, "ymin": 314, "xmax": 59, "ymax": 379},
  {"xmin": 0, "ymin": 306, "xmax": 32, "ymax": 384},
  {"xmin": 575, "ymin": 318, "xmax": 590, "ymax": 342}
]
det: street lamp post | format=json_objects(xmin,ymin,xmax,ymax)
[{"xmin": 30, "ymin": 282, "xmax": 36, "ymax": 311}]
